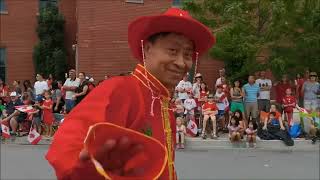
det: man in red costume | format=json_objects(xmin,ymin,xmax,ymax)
[{"xmin": 46, "ymin": 8, "xmax": 215, "ymax": 180}]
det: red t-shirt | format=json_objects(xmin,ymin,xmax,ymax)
[
  {"xmin": 202, "ymin": 102, "xmax": 218, "ymax": 111},
  {"xmin": 43, "ymin": 99, "xmax": 54, "ymax": 125},
  {"xmin": 282, "ymin": 95, "xmax": 296, "ymax": 112},
  {"xmin": 222, "ymin": 84, "xmax": 230, "ymax": 98},
  {"xmin": 268, "ymin": 111, "xmax": 281, "ymax": 120},
  {"xmin": 275, "ymin": 82, "xmax": 292, "ymax": 103},
  {"xmin": 200, "ymin": 91, "xmax": 209, "ymax": 99},
  {"xmin": 0, "ymin": 85, "xmax": 9, "ymax": 102}
]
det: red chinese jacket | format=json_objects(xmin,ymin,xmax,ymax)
[{"xmin": 46, "ymin": 64, "xmax": 177, "ymax": 180}]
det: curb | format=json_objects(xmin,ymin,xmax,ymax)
[
  {"xmin": 2, "ymin": 137, "xmax": 320, "ymax": 152},
  {"xmin": 185, "ymin": 137, "xmax": 320, "ymax": 151},
  {"xmin": 1, "ymin": 136, "xmax": 52, "ymax": 145}
]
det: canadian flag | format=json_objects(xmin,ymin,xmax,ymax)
[
  {"xmin": 27, "ymin": 128, "xmax": 42, "ymax": 145},
  {"xmin": 296, "ymin": 106, "xmax": 309, "ymax": 114},
  {"xmin": 15, "ymin": 105, "xmax": 37, "ymax": 113},
  {"xmin": 187, "ymin": 120, "xmax": 198, "ymax": 137},
  {"xmin": 219, "ymin": 94, "xmax": 229, "ymax": 110},
  {"xmin": 1, "ymin": 122, "xmax": 10, "ymax": 138}
]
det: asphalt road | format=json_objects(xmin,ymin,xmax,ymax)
[{"xmin": 1, "ymin": 144, "xmax": 319, "ymax": 180}]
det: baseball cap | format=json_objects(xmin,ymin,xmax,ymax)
[{"xmin": 10, "ymin": 92, "xmax": 18, "ymax": 97}]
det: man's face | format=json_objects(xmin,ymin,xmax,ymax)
[
  {"xmin": 219, "ymin": 70, "xmax": 224, "ymax": 77},
  {"xmin": 248, "ymin": 76, "xmax": 255, "ymax": 84},
  {"xmin": 144, "ymin": 33, "xmax": 194, "ymax": 89},
  {"xmin": 36, "ymin": 74, "xmax": 41, "ymax": 81},
  {"xmin": 69, "ymin": 70, "xmax": 75, "ymax": 78},
  {"xmin": 282, "ymin": 75, "xmax": 288, "ymax": 82},
  {"xmin": 10, "ymin": 96, "xmax": 17, "ymax": 102}
]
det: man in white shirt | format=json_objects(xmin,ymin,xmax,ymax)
[
  {"xmin": 192, "ymin": 73, "xmax": 202, "ymax": 99},
  {"xmin": 215, "ymin": 68, "xmax": 225, "ymax": 88},
  {"xmin": 62, "ymin": 69, "xmax": 80, "ymax": 113},
  {"xmin": 175, "ymin": 74, "xmax": 192, "ymax": 103},
  {"xmin": 256, "ymin": 71, "xmax": 272, "ymax": 112},
  {"xmin": 34, "ymin": 73, "xmax": 49, "ymax": 99}
]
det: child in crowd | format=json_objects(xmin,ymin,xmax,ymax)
[
  {"xmin": 29, "ymin": 100, "xmax": 42, "ymax": 134},
  {"xmin": 176, "ymin": 117, "xmax": 186, "ymax": 149},
  {"xmin": 201, "ymin": 94, "xmax": 218, "ymax": 139},
  {"xmin": 233, "ymin": 110, "xmax": 246, "ymax": 138},
  {"xmin": 174, "ymin": 99, "xmax": 185, "ymax": 118},
  {"xmin": 215, "ymin": 85, "xmax": 229, "ymax": 131},
  {"xmin": 282, "ymin": 88, "xmax": 296, "ymax": 126},
  {"xmin": 228, "ymin": 117, "xmax": 241, "ymax": 143},
  {"xmin": 199, "ymin": 82, "xmax": 209, "ymax": 102},
  {"xmin": 184, "ymin": 91, "xmax": 197, "ymax": 122},
  {"xmin": 37, "ymin": 90, "xmax": 54, "ymax": 138},
  {"xmin": 263, "ymin": 105, "xmax": 286, "ymax": 130},
  {"xmin": 246, "ymin": 121, "xmax": 257, "ymax": 148},
  {"xmin": 270, "ymin": 112, "xmax": 279, "ymax": 126}
]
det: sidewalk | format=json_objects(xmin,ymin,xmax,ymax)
[
  {"xmin": 1, "ymin": 136, "xmax": 52, "ymax": 145},
  {"xmin": 1, "ymin": 135, "xmax": 319, "ymax": 151},
  {"xmin": 185, "ymin": 137, "xmax": 319, "ymax": 151}
]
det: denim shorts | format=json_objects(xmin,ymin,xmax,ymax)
[{"xmin": 216, "ymin": 110, "xmax": 225, "ymax": 119}]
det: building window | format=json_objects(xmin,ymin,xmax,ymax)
[
  {"xmin": 0, "ymin": 48, "xmax": 6, "ymax": 82},
  {"xmin": 126, "ymin": 0, "xmax": 144, "ymax": 4},
  {"xmin": 39, "ymin": 0, "xmax": 57, "ymax": 10},
  {"xmin": 172, "ymin": 0, "xmax": 182, "ymax": 7},
  {"xmin": 0, "ymin": 0, "xmax": 7, "ymax": 12}
]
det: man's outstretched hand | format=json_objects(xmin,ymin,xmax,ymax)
[{"xmin": 79, "ymin": 136, "xmax": 146, "ymax": 177}]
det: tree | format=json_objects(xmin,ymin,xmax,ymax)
[
  {"xmin": 183, "ymin": 0, "xmax": 320, "ymax": 81},
  {"xmin": 33, "ymin": 1, "xmax": 67, "ymax": 80}
]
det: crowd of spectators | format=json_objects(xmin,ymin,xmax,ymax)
[
  {"xmin": 0, "ymin": 69, "xmax": 99, "ymax": 138},
  {"xmin": 173, "ymin": 69, "xmax": 320, "ymax": 148}
]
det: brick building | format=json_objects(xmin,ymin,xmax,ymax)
[
  {"xmin": 0, "ymin": 0, "xmax": 38, "ymax": 85},
  {"xmin": 1, "ymin": 0, "xmax": 223, "ymax": 90}
]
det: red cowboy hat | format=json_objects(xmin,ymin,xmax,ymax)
[{"xmin": 128, "ymin": 8, "xmax": 215, "ymax": 62}]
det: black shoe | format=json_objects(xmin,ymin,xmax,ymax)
[
  {"xmin": 10, "ymin": 132, "xmax": 17, "ymax": 136},
  {"xmin": 311, "ymin": 137, "xmax": 317, "ymax": 144},
  {"xmin": 202, "ymin": 134, "xmax": 207, "ymax": 139},
  {"xmin": 223, "ymin": 128, "xmax": 229, "ymax": 133}
]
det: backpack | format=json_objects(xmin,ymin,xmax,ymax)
[{"xmin": 289, "ymin": 123, "xmax": 301, "ymax": 138}]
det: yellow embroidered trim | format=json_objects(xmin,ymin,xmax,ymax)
[
  {"xmin": 135, "ymin": 69, "xmax": 158, "ymax": 91},
  {"xmin": 132, "ymin": 74, "xmax": 170, "ymax": 102},
  {"xmin": 132, "ymin": 74, "xmax": 153, "ymax": 93},
  {"xmin": 136, "ymin": 64, "xmax": 170, "ymax": 96},
  {"xmin": 161, "ymin": 99, "xmax": 174, "ymax": 180}
]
